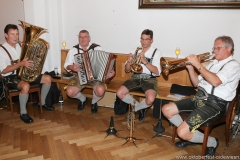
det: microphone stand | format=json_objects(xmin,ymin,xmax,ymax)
[{"xmin": 145, "ymin": 99, "xmax": 177, "ymax": 143}]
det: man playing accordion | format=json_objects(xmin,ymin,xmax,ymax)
[{"xmin": 64, "ymin": 30, "xmax": 115, "ymax": 114}]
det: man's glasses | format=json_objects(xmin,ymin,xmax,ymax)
[
  {"xmin": 78, "ymin": 36, "xmax": 89, "ymax": 39},
  {"xmin": 212, "ymin": 46, "xmax": 224, "ymax": 51}
]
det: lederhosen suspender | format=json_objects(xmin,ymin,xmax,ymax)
[
  {"xmin": 0, "ymin": 45, "xmax": 18, "ymax": 74},
  {"xmin": 0, "ymin": 45, "xmax": 15, "ymax": 65},
  {"xmin": 149, "ymin": 48, "xmax": 157, "ymax": 77},
  {"xmin": 206, "ymin": 59, "xmax": 234, "ymax": 94}
]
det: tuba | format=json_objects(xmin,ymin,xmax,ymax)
[
  {"xmin": 161, "ymin": 52, "xmax": 214, "ymax": 76},
  {"xmin": 17, "ymin": 20, "xmax": 49, "ymax": 82},
  {"xmin": 130, "ymin": 47, "xmax": 144, "ymax": 73}
]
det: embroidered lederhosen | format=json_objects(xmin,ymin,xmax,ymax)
[
  {"xmin": 67, "ymin": 43, "xmax": 102, "ymax": 90},
  {"xmin": 123, "ymin": 48, "xmax": 158, "ymax": 92},
  {"xmin": 185, "ymin": 60, "xmax": 234, "ymax": 132}
]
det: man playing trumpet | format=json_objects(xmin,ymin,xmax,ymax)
[
  {"xmin": 162, "ymin": 36, "xmax": 240, "ymax": 156},
  {"xmin": 116, "ymin": 29, "xmax": 162, "ymax": 121}
]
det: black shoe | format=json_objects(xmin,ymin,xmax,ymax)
[
  {"xmin": 39, "ymin": 104, "xmax": 55, "ymax": 111},
  {"xmin": 20, "ymin": 114, "xmax": 34, "ymax": 124},
  {"xmin": 78, "ymin": 98, "xmax": 88, "ymax": 111},
  {"xmin": 138, "ymin": 108, "xmax": 148, "ymax": 122},
  {"xmin": 175, "ymin": 140, "xmax": 197, "ymax": 148},
  {"xmin": 91, "ymin": 103, "xmax": 98, "ymax": 114},
  {"xmin": 205, "ymin": 138, "xmax": 219, "ymax": 157}
]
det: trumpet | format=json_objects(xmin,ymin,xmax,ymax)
[
  {"xmin": 161, "ymin": 52, "xmax": 215, "ymax": 76},
  {"xmin": 130, "ymin": 47, "xmax": 144, "ymax": 73}
]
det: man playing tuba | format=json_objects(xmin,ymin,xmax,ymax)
[
  {"xmin": 0, "ymin": 24, "xmax": 54, "ymax": 124},
  {"xmin": 116, "ymin": 29, "xmax": 162, "ymax": 122}
]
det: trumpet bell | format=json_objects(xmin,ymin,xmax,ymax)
[
  {"xmin": 130, "ymin": 47, "xmax": 143, "ymax": 74},
  {"xmin": 130, "ymin": 64, "xmax": 143, "ymax": 74},
  {"xmin": 160, "ymin": 57, "xmax": 170, "ymax": 76}
]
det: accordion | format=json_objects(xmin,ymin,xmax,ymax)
[{"xmin": 74, "ymin": 50, "xmax": 116, "ymax": 85}]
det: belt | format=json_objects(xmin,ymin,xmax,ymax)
[
  {"xmin": 196, "ymin": 86, "xmax": 228, "ymax": 109},
  {"xmin": 132, "ymin": 74, "xmax": 152, "ymax": 79}
]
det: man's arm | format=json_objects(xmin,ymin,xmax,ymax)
[
  {"xmin": 1, "ymin": 58, "xmax": 34, "ymax": 74},
  {"xmin": 187, "ymin": 54, "xmax": 222, "ymax": 87}
]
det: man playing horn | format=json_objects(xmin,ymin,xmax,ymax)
[
  {"xmin": 64, "ymin": 30, "xmax": 115, "ymax": 114},
  {"xmin": 116, "ymin": 29, "xmax": 162, "ymax": 121},
  {"xmin": 162, "ymin": 36, "xmax": 240, "ymax": 156},
  {"xmin": 0, "ymin": 24, "xmax": 54, "ymax": 124}
]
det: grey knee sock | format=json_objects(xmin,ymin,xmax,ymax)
[
  {"xmin": 92, "ymin": 91, "xmax": 102, "ymax": 104},
  {"xmin": 41, "ymin": 84, "xmax": 51, "ymax": 105},
  {"xmin": 189, "ymin": 130, "xmax": 217, "ymax": 147},
  {"xmin": 73, "ymin": 92, "xmax": 86, "ymax": 102},
  {"xmin": 135, "ymin": 99, "xmax": 150, "ymax": 112},
  {"xmin": 19, "ymin": 93, "xmax": 29, "ymax": 114},
  {"xmin": 168, "ymin": 114, "xmax": 183, "ymax": 127},
  {"xmin": 122, "ymin": 94, "xmax": 139, "ymax": 106}
]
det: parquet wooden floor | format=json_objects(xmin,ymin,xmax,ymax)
[{"xmin": 0, "ymin": 99, "xmax": 239, "ymax": 160}]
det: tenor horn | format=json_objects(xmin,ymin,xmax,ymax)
[
  {"xmin": 161, "ymin": 52, "xmax": 214, "ymax": 76},
  {"xmin": 17, "ymin": 20, "xmax": 49, "ymax": 82},
  {"xmin": 130, "ymin": 47, "xmax": 143, "ymax": 73}
]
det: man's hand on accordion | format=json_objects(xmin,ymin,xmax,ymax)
[
  {"xmin": 70, "ymin": 64, "xmax": 80, "ymax": 72},
  {"xmin": 107, "ymin": 70, "xmax": 115, "ymax": 79}
]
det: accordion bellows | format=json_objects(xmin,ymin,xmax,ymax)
[{"xmin": 74, "ymin": 50, "xmax": 116, "ymax": 85}]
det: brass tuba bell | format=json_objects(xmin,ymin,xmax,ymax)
[
  {"xmin": 17, "ymin": 20, "xmax": 49, "ymax": 82},
  {"xmin": 160, "ymin": 52, "xmax": 214, "ymax": 76},
  {"xmin": 130, "ymin": 47, "xmax": 144, "ymax": 73}
]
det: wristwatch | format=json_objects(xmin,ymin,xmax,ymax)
[{"xmin": 144, "ymin": 61, "xmax": 149, "ymax": 65}]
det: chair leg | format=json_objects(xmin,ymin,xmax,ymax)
[
  {"xmin": 225, "ymin": 110, "xmax": 232, "ymax": 146},
  {"xmin": 225, "ymin": 122, "xmax": 230, "ymax": 146},
  {"xmin": 38, "ymin": 90, "xmax": 43, "ymax": 113},
  {"xmin": 201, "ymin": 127, "xmax": 211, "ymax": 156},
  {"xmin": 9, "ymin": 95, "xmax": 14, "ymax": 115},
  {"xmin": 172, "ymin": 125, "xmax": 177, "ymax": 143},
  {"xmin": 29, "ymin": 93, "xmax": 33, "ymax": 103},
  {"xmin": 5, "ymin": 89, "xmax": 10, "ymax": 111}
]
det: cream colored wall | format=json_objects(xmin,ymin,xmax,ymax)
[
  {"xmin": 0, "ymin": 0, "xmax": 24, "ymax": 44},
  {"xmin": 1, "ymin": 0, "xmax": 240, "ymax": 73}
]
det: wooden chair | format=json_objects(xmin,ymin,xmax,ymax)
[
  {"xmin": 4, "ymin": 84, "xmax": 43, "ymax": 115},
  {"xmin": 172, "ymin": 97, "xmax": 236, "ymax": 156}
]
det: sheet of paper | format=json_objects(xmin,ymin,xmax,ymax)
[{"xmin": 167, "ymin": 94, "xmax": 186, "ymax": 99}]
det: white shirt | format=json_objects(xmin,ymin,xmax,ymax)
[
  {"xmin": 198, "ymin": 56, "xmax": 240, "ymax": 101},
  {"xmin": 0, "ymin": 42, "xmax": 21, "ymax": 76},
  {"xmin": 128, "ymin": 46, "xmax": 162, "ymax": 76},
  {"xmin": 64, "ymin": 44, "xmax": 102, "ymax": 72}
]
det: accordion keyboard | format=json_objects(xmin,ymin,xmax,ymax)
[{"xmin": 74, "ymin": 53, "xmax": 88, "ymax": 85}]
